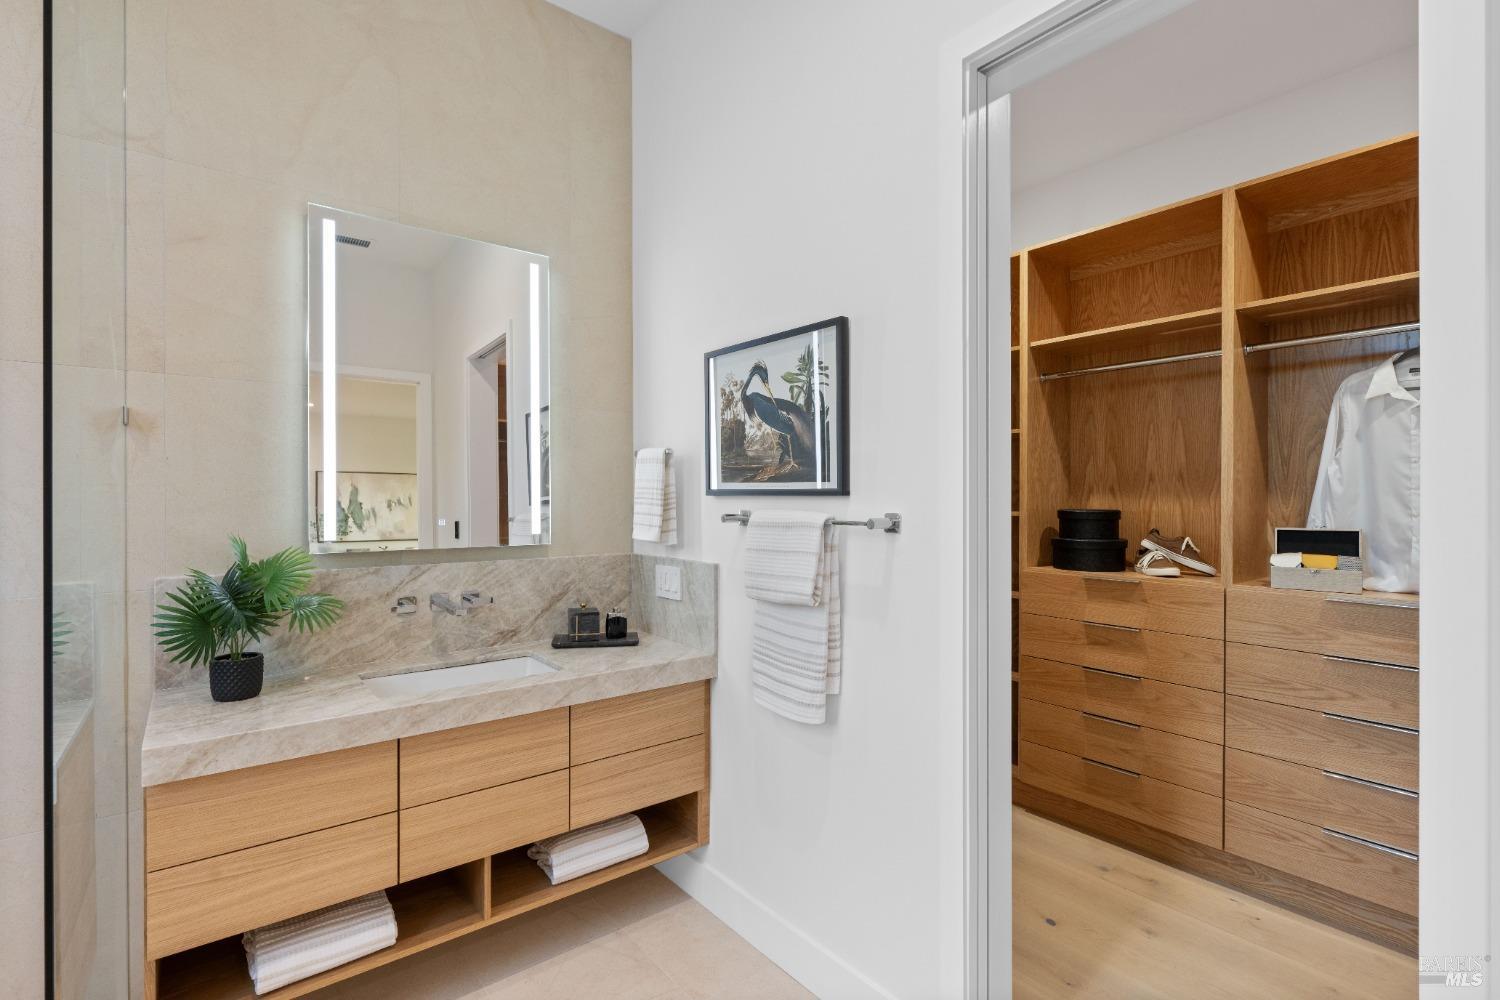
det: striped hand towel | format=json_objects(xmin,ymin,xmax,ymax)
[
  {"xmin": 527, "ymin": 813, "xmax": 650, "ymax": 885},
  {"xmin": 242, "ymin": 890, "xmax": 397, "ymax": 995},
  {"xmin": 743, "ymin": 510, "xmax": 829, "ymax": 605},
  {"xmin": 746, "ymin": 513, "xmax": 843, "ymax": 723},
  {"xmin": 632, "ymin": 448, "xmax": 678, "ymax": 545}
]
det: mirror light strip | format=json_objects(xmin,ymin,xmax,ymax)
[
  {"xmin": 529, "ymin": 262, "xmax": 542, "ymax": 537},
  {"xmin": 320, "ymin": 218, "xmax": 338, "ymax": 543}
]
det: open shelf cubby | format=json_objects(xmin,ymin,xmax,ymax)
[
  {"xmin": 1026, "ymin": 193, "xmax": 1223, "ymax": 372},
  {"xmin": 156, "ymin": 861, "xmax": 487, "ymax": 1000},
  {"xmin": 154, "ymin": 793, "xmax": 707, "ymax": 1000}
]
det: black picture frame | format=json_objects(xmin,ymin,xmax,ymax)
[{"xmin": 704, "ymin": 316, "xmax": 850, "ymax": 496}]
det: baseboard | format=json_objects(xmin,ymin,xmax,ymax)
[
  {"xmin": 1013, "ymin": 781, "xmax": 1419, "ymax": 956},
  {"xmin": 656, "ymin": 853, "xmax": 899, "ymax": 1000}
]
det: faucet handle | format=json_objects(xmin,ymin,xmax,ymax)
[
  {"xmin": 461, "ymin": 590, "xmax": 492, "ymax": 609},
  {"xmin": 390, "ymin": 595, "xmax": 418, "ymax": 615}
]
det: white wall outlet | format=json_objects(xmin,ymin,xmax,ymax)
[{"xmin": 655, "ymin": 564, "xmax": 682, "ymax": 601}]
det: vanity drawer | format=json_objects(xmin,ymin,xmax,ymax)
[
  {"xmin": 571, "ymin": 682, "xmax": 708, "ymax": 765},
  {"xmin": 1019, "ymin": 741, "xmax": 1222, "ymax": 847},
  {"xmin": 571, "ymin": 734, "xmax": 707, "ymax": 828},
  {"xmin": 1021, "ymin": 614, "xmax": 1223, "ymax": 691},
  {"xmin": 1225, "ymin": 695, "xmax": 1417, "ymax": 791},
  {"xmin": 1227, "ymin": 586, "xmax": 1417, "ymax": 668},
  {"xmin": 1020, "ymin": 567, "xmax": 1224, "ymax": 639},
  {"xmin": 1019, "ymin": 699, "xmax": 1221, "ymax": 795},
  {"xmin": 146, "ymin": 813, "xmax": 397, "ymax": 959},
  {"xmin": 1019, "ymin": 657, "xmax": 1223, "ymax": 744},
  {"xmin": 1225, "ymin": 801, "xmax": 1416, "ymax": 915},
  {"xmin": 1227, "ymin": 643, "xmax": 1417, "ymax": 730},
  {"xmin": 400, "ymin": 770, "xmax": 569, "ymax": 881},
  {"xmin": 400, "ymin": 708, "xmax": 569, "ymax": 808},
  {"xmin": 144, "ymin": 742, "xmax": 397, "ymax": 871},
  {"xmin": 1225, "ymin": 748, "xmax": 1417, "ymax": 854}
]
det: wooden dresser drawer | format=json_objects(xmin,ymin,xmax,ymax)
[
  {"xmin": 400, "ymin": 708, "xmax": 569, "ymax": 808},
  {"xmin": 1225, "ymin": 801, "xmax": 1416, "ymax": 915},
  {"xmin": 1021, "ymin": 614, "xmax": 1222, "ymax": 691},
  {"xmin": 1019, "ymin": 741, "xmax": 1222, "ymax": 847},
  {"xmin": 1020, "ymin": 657, "xmax": 1223, "ymax": 743},
  {"xmin": 1225, "ymin": 748, "xmax": 1416, "ymax": 854},
  {"xmin": 1019, "ymin": 699, "xmax": 1221, "ymax": 795},
  {"xmin": 1020, "ymin": 567, "xmax": 1224, "ymax": 639},
  {"xmin": 1227, "ymin": 643, "xmax": 1417, "ymax": 729},
  {"xmin": 571, "ymin": 734, "xmax": 707, "ymax": 828},
  {"xmin": 1227, "ymin": 585, "xmax": 1417, "ymax": 667},
  {"xmin": 571, "ymin": 682, "xmax": 708, "ymax": 765},
  {"xmin": 146, "ymin": 814, "xmax": 396, "ymax": 959},
  {"xmin": 400, "ymin": 770, "xmax": 569, "ymax": 881},
  {"xmin": 144, "ymin": 742, "xmax": 397, "ymax": 872},
  {"xmin": 1225, "ymin": 695, "xmax": 1417, "ymax": 791}
]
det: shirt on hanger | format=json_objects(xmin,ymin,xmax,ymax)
[{"xmin": 1307, "ymin": 352, "xmax": 1420, "ymax": 593}]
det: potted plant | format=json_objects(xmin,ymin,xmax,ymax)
[{"xmin": 153, "ymin": 537, "xmax": 344, "ymax": 702}]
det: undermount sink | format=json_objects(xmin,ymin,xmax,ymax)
[{"xmin": 363, "ymin": 656, "xmax": 558, "ymax": 699}]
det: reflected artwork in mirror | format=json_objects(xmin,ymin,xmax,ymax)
[{"xmin": 307, "ymin": 205, "xmax": 551, "ymax": 552}]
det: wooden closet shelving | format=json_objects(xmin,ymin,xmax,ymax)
[{"xmin": 1013, "ymin": 134, "xmax": 1421, "ymax": 953}]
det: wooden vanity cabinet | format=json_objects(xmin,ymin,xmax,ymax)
[{"xmin": 146, "ymin": 680, "xmax": 710, "ymax": 1000}]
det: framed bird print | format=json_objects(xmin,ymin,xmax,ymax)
[{"xmin": 704, "ymin": 316, "xmax": 849, "ymax": 496}]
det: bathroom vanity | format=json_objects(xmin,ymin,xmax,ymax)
[{"xmin": 140, "ymin": 633, "xmax": 713, "ymax": 1000}]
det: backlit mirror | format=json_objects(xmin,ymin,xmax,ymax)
[{"xmin": 307, "ymin": 205, "xmax": 551, "ymax": 552}]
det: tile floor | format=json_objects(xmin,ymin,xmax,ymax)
[{"xmin": 314, "ymin": 869, "xmax": 812, "ymax": 1000}]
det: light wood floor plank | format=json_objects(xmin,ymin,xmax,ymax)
[{"xmin": 1013, "ymin": 807, "xmax": 1414, "ymax": 999}]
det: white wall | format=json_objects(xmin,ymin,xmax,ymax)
[
  {"xmin": 633, "ymin": 2, "xmax": 1014, "ymax": 996},
  {"xmin": 1013, "ymin": 45, "xmax": 1417, "ymax": 248}
]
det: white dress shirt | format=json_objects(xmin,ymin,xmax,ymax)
[{"xmin": 1307, "ymin": 352, "xmax": 1420, "ymax": 593}]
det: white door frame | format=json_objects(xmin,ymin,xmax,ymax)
[{"xmin": 950, "ymin": 1, "xmax": 1500, "ymax": 996}]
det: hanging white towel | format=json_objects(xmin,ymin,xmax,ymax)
[
  {"xmin": 746, "ymin": 512, "xmax": 842, "ymax": 724},
  {"xmin": 527, "ymin": 813, "xmax": 649, "ymax": 885},
  {"xmin": 632, "ymin": 448, "xmax": 678, "ymax": 545},
  {"xmin": 242, "ymin": 890, "xmax": 397, "ymax": 995}
]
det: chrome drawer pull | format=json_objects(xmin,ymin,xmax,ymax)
[
  {"xmin": 1322, "ymin": 710, "xmax": 1419, "ymax": 735},
  {"xmin": 1083, "ymin": 757, "xmax": 1141, "ymax": 778},
  {"xmin": 1321, "ymin": 653, "xmax": 1418, "ymax": 673},
  {"xmin": 1081, "ymin": 665, "xmax": 1144, "ymax": 682},
  {"xmin": 1325, "ymin": 594, "xmax": 1419, "ymax": 610},
  {"xmin": 1322, "ymin": 769, "xmax": 1418, "ymax": 798},
  {"xmin": 1321, "ymin": 827, "xmax": 1418, "ymax": 861},
  {"xmin": 1082, "ymin": 574, "xmax": 1141, "ymax": 585},
  {"xmin": 1083, "ymin": 711, "xmax": 1141, "ymax": 730},
  {"xmin": 1082, "ymin": 621, "xmax": 1141, "ymax": 633}
]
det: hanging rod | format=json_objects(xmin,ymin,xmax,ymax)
[
  {"xmin": 1036, "ymin": 321, "xmax": 1420, "ymax": 382},
  {"xmin": 720, "ymin": 510, "xmax": 902, "ymax": 534}
]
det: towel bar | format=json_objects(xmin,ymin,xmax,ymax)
[{"xmin": 720, "ymin": 510, "xmax": 902, "ymax": 534}]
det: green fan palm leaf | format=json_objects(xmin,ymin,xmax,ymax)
[{"xmin": 153, "ymin": 537, "xmax": 344, "ymax": 669}]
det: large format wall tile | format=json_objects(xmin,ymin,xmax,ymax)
[
  {"xmin": 0, "ymin": 359, "xmax": 43, "ymax": 602},
  {"xmin": 0, "ymin": 120, "xmax": 42, "ymax": 364}
]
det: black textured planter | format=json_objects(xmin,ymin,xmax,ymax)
[{"xmin": 210, "ymin": 652, "xmax": 264, "ymax": 702}]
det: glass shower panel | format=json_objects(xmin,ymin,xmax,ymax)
[{"xmin": 49, "ymin": 0, "xmax": 129, "ymax": 995}]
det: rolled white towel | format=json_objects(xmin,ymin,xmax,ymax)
[
  {"xmin": 527, "ymin": 814, "xmax": 649, "ymax": 885},
  {"xmin": 242, "ymin": 890, "xmax": 397, "ymax": 995}
]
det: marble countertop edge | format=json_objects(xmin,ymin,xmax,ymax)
[{"xmin": 141, "ymin": 634, "xmax": 716, "ymax": 787}]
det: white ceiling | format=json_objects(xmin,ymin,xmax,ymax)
[
  {"xmin": 545, "ymin": 0, "xmax": 665, "ymax": 37},
  {"xmin": 1011, "ymin": 0, "xmax": 1416, "ymax": 192}
]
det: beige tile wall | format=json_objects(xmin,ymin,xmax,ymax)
[
  {"xmin": 1, "ymin": 0, "xmax": 46, "ymax": 993},
  {"xmin": 118, "ymin": 0, "xmax": 633, "ymax": 992}
]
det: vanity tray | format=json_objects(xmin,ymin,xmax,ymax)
[{"xmin": 551, "ymin": 632, "xmax": 640, "ymax": 649}]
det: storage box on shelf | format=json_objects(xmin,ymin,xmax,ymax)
[
  {"xmin": 145, "ymin": 681, "xmax": 711, "ymax": 1000},
  {"xmin": 1014, "ymin": 134, "xmax": 1420, "ymax": 948}
]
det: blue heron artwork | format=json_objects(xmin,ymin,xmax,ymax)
[{"xmin": 705, "ymin": 317, "xmax": 849, "ymax": 496}]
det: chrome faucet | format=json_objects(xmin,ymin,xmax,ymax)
[{"xmin": 430, "ymin": 592, "xmax": 464, "ymax": 617}]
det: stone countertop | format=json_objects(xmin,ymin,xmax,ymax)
[{"xmin": 141, "ymin": 634, "xmax": 716, "ymax": 787}]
